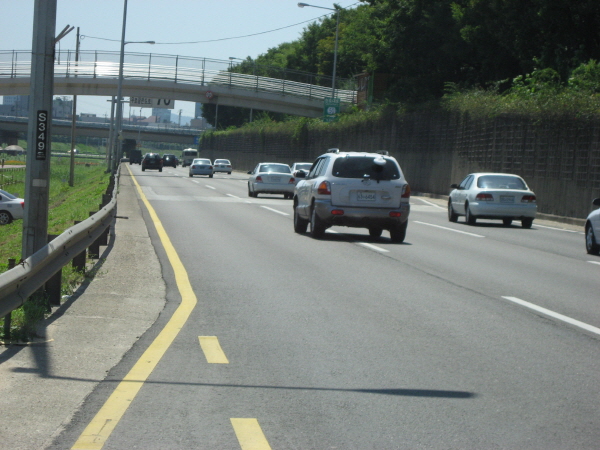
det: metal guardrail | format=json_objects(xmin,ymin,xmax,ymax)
[
  {"xmin": 0, "ymin": 50, "xmax": 357, "ymax": 104},
  {"xmin": 0, "ymin": 168, "xmax": 118, "ymax": 320}
]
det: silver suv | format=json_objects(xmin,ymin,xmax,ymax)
[{"xmin": 293, "ymin": 149, "xmax": 411, "ymax": 242}]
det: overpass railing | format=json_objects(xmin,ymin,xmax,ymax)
[{"xmin": 0, "ymin": 50, "xmax": 357, "ymax": 104}]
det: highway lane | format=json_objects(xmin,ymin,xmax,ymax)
[{"xmin": 55, "ymin": 165, "xmax": 600, "ymax": 449}]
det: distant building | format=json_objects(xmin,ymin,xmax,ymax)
[
  {"xmin": 152, "ymin": 107, "xmax": 171, "ymax": 123},
  {"xmin": 1, "ymin": 95, "xmax": 73, "ymax": 118},
  {"xmin": 195, "ymin": 103, "xmax": 203, "ymax": 118}
]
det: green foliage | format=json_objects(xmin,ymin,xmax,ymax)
[{"xmin": 0, "ymin": 159, "xmax": 110, "ymax": 342}]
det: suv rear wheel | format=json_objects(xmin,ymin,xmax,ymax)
[
  {"xmin": 309, "ymin": 205, "xmax": 326, "ymax": 238},
  {"xmin": 390, "ymin": 221, "xmax": 407, "ymax": 243}
]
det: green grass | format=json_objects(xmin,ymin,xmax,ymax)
[{"xmin": 0, "ymin": 154, "xmax": 110, "ymax": 342}]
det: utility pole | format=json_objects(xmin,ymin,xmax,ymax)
[
  {"xmin": 22, "ymin": 0, "xmax": 58, "ymax": 259},
  {"xmin": 69, "ymin": 26, "xmax": 80, "ymax": 187}
]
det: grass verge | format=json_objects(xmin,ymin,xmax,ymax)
[{"xmin": 0, "ymin": 155, "xmax": 111, "ymax": 342}]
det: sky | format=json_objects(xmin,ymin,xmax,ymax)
[{"xmin": 1, "ymin": 0, "xmax": 359, "ymax": 122}]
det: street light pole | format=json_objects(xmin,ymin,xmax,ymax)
[
  {"xmin": 113, "ymin": 0, "xmax": 154, "ymax": 172},
  {"xmin": 298, "ymin": 2, "xmax": 340, "ymax": 97}
]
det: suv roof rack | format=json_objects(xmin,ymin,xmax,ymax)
[
  {"xmin": 327, "ymin": 148, "xmax": 340, "ymax": 154},
  {"xmin": 376, "ymin": 150, "xmax": 389, "ymax": 156}
]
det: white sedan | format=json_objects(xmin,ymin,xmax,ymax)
[
  {"xmin": 448, "ymin": 173, "xmax": 537, "ymax": 228},
  {"xmin": 0, "ymin": 189, "xmax": 24, "ymax": 225},
  {"xmin": 213, "ymin": 159, "xmax": 232, "ymax": 174},
  {"xmin": 189, "ymin": 158, "xmax": 213, "ymax": 178},
  {"xmin": 247, "ymin": 163, "xmax": 295, "ymax": 199},
  {"xmin": 585, "ymin": 198, "xmax": 600, "ymax": 255}
]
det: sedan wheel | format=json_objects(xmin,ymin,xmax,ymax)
[
  {"xmin": 502, "ymin": 218, "xmax": 512, "ymax": 227},
  {"xmin": 466, "ymin": 204, "xmax": 477, "ymax": 225},
  {"xmin": 309, "ymin": 206, "xmax": 326, "ymax": 239},
  {"xmin": 294, "ymin": 205, "xmax": 309, "ymax": 233},
  {"xmin": 0, "ymin": 210, "xmax": 13, "ymax": 225},
  {"xmin": 586, "ymin": 225, "xmax": 600, "ymax": 255},
  {"xmin": 448, "ymin": 201, "xmax": 458, "ymax": 222},
  {"xmin": 247, "ymin": 185, "xmax": 254, "ymax": 197},
  {"xmin": 521, "ymin": 218, "xmax": 533, "ymax": 229}
]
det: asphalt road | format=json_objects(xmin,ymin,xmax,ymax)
[{"xmin": 47, "ymin": 163, "xmax": 600, "ymax": 449}]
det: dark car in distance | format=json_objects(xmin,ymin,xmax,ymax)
[
  {"xmin": 141, "ymin": 153, "xmax": 163, "ymax": 172},
  {"xmin": 162, "ymin": 154, "xmax": 178, "ymax": 167}
]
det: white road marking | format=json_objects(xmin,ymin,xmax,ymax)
[
  {"xmin": 588, "ymin": 261, "xmax": 600, "ymax": 266},
  {"xmin": 260, "ymin": 206, "xmax": 289, "ymax": 216},
  {"xmin": 358, "ymin": 243, "xmax": 389, "ymax": 253},
  {"xmin": 417, "ymin": 198, "xmax": 446, "ymax": 210},
  {"xmin": 502, "ymin": 296, "xmax": 600, "ymax": 337},
  {"xmin": 413, "ymin": 221, "xmax": 485, "ymax": 238},
  {"xmin": 205, "ymin": 185, "xmax": 216, "ymax": 190},
  {"xmin": 535, "ymin": 224, "xmax": 580, "ymax": 233},
  {"xmin": 192, "ymin": 180, "xmax": 200, "ymax": 184},
  {"xmin": 226, "ymin": 194, "xmax": 240, "ymax": 199}
]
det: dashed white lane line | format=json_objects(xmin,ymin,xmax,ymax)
[
  {"xmin": 260, "ymin": 206, "xmax": 289, "ymax": 216},
  {"xmin": 413, "ymin": 221, "xmax": 485, "ymax": 238},
  {"xmin": 205, "ymin": 185, "xmax": 216, "ymax": 190},
  {"xmin": 358, "ymin": 243, "xmax": 389, "ymax": 253},
  {"xmin": 588, "ymin": 261, "xmax": 600, "ymax": 266},
  {"xmin": 226, "ymin": 194, "xmax": 240, "ymax": 199},
  {"xmin": 502, "ymin": 296, "xmax": 600, "ymax": 337}
]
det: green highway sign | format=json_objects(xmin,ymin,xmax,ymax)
[{"xmin": 323, "ymin": 98, "xmax": 340, "ymax": 122}]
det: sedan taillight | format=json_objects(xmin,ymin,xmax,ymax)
[
  {"xmin": 256, "ymin": 176, "xmax": 263, "ymax": 183},
  {"xmin": 289, "ymin": 177, "xmax": 295, "ymax": 184},
  {"xmin": 522, "ymin": 195, "xmax": 536, "ymax": 203},
  {"xmin": 317, "ymin": 181, "xmax": 331, "ymax": 195},
  {"xmin": 476, "ymin": 193, "xmax": 494, "ymax": 201},
  {"xmin": 20, "ymin": 201, "xmax": 24, "ymax": 209}
]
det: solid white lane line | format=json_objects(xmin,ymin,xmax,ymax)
[
  {"xmin": 260, "ymin": 206, "xmax": 289, "ymax": 216},
  {"xmin": 358, "ymin": 243, "xmax": 389, "ymax": 253},
  {"xmin": 413, "ymin": 221, "xmax": 485, "ymax": 238},
  {"xmin": 588, "ymin": 261, "xmax": 600, "ymax": 266},
  {"xmin": 502, "ymin": 296, "xmax": 600, "ymax": 337},
  {"xmin": 535, "ymin": 224, "xmax": 580, "ymax": 233}
]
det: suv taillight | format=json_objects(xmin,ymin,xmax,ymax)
[
  {"xmin": 401, "ymin": 183, "xmax": 411, "ymax": 198},
  {"xmin": 317, "ymin": 181, "xmax": 331, "ymax": 195}
]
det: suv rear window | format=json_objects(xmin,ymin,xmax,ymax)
[{"xmin": 331, "ymin": 156, "xmax": 400, "ymax": 180}]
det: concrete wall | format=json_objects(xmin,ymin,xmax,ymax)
[{"xmin": 201, "ymin": 111, "xmax": 600, "ymax": 219}]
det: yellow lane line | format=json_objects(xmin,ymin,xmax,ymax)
[
  {"xmin": 231, "ymin": 418, "xmax": 272, "ymax": 450},
  {"xmin": 199, "ymin": 336, "xmax": 229, "ymax": 363},
  {"xmin": 71, "ymin": 166, "xmax": 198, "ymax": 450}
]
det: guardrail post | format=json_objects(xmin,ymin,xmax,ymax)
[
  {"xmin": 45, "ymin": 235, "xmax": 62, "ymax": 306},
  {"xmin": 72, "ymin": 220, "xmax": 86, "ymax": 272},
  {"xmin": 88, "ymin": 212, "xmax": 100, "ymax": 259},
  {"xmin": 2, "ymin": 259, "xmax": 16, "ymax": 341},
  {"xmin": 98, "ymin": 204, "xmax": 109, "ymax": 246}
]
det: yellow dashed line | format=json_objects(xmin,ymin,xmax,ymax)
[
  {"xmin": 199, "ymin": 336, "xmax": 229, "ymax": 363},
  {"xmin": 231, "ymin": 418, "xmax": 272, "ymax": 450}
]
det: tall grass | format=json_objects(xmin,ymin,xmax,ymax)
[{"xmin": 0, "ymin": 156, "xmax": 110, "ymax": 342}]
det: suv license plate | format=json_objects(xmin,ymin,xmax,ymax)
[{"xmin": 357, "ymin": 191, "xmax": 376, "ymax": 201}]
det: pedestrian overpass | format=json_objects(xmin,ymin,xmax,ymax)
[{"xmin": 0, "ymin": 50, "xmax": 357, "ymax": 118}]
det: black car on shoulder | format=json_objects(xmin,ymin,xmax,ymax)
[
  {"xmin": 162, "ymin": 154, "xmax": 178, "ymax": 167},
  {"xmin": 141, "ymin": 153, "xmax": 163, "ymax": 172}
]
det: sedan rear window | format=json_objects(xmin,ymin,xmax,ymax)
[
  {"xmin": 259, "ymin": 164, "xmax": 291, "ymax": 173},
  {"xmin": 331, "ymin": 156, "xmax": 400, "ymax": 180},
  {"xmin": 477, "ymin": 175, "xmax": 526, "ymax": 190}
]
